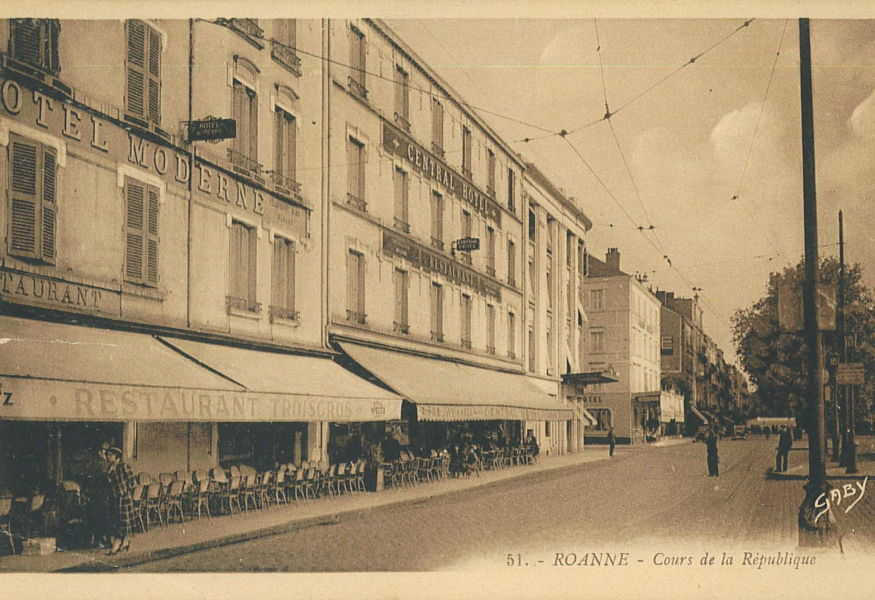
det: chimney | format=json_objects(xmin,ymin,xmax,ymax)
[{"xmin": 606, "ymin": 248, "xmax": 620, "ymax": 272}]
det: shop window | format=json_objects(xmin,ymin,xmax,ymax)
[
  {"xmin": 125, "ymin": 20, "xmax": 162, "ymax": 125},
  {"xmin": 394, "ymin": 65, "xmax": 410, "ymax": 132},
  {"xmin": 431, "ymin": 98, "xmax": 444, "ymax": 157},
  {"xmin": 545, "ymin": 421, "xmax": 551, "ymax": 437},
  {"xmin": 347, "ymin": 250, "xmax": 366, "ymax": 324},
  {"xmin": 124, "ymin": 177, "xmax": 159, "ymax": 286},
  {"xmin": 271, "ymin": 236, "xmax": 297, "ymax": 322},
  {"xmin": 590, "ymin": 408, "xmax": 613, "ymax": 431},
  {"xmin": 231, "ymin": 79, "xmax": 260, "ymax": 172},
  {"xmin": 229, "ymin": 221, "xmax": 259, "ymax": 313},
  {"xmin": 273, "ymin": 107, "xmax": 297, "ymax": 189},
  {"xmin": 346, "ymin": 136, "xmax": 366, "ymax": 211},
  {"xmin": 394, "ymin": 268, "xmax": 409, "ymax": 334},
  {"xmin": 430, "ymin": 282, "xmax": 444, "ymax": 342},
  {"xmin": 349, "ymin": 25, "xmax": 368, "ymax": 100},
  {"xmin": 7, "ymin": 135, "xmax": 57, "ymax": 264},
  {"xmin": 9, "ymin": 19, "xmax": 61, "ymax": 75}
]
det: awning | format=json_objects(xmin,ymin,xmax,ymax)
[
  {"xmin": 575, "ymin": 403, "xmax": 598, "ymax": 426},
  {"xmin": 0, "ymin": 316, "xmax": 242, "ymax": 422},
  {"xmin": 659, "ymin": 391, "xmax": 685, "ymax": 423},
  {"xmin": 634, "ymin": 391, "xmax": 661, "ymax": 402},
  {"xmin": 339, "ymin": 342, "xmax": 572, "ymax": 422},
  {"xmin": 561, "ymin": 371, "xmax": 620, "ymax": 386},
  {"xmin": 689, "ymin": 405, "xmax": 709, "ymax": 425},
  {"xmin": 159, "ymin": 337, "xmax": 402, "ymax": 422}
]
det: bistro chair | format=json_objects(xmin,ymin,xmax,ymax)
[
  {"xmin": 186, "ymin": 479, "xmax": 212, "ymax": 522},
  {"xmin": 229, "ymin": 465, "xmax": 242, "ymax": 479},
  {"xmin": 256, "ymin": 471, "xmax": 272, "ymax": 509},
  {"xmin": 218, "ymin": 475, "xmax": 242, "ymax": 517},
  {"xmin": 175, "ymin": 471, "xmax": 193, "ymax": 486},
  {"xmin": 334, "ymin": 463, "xmax": 347, "ymax": 496},
  {"xmin": 137, "ymin": 472, "xmax": 153, "ymax": 486},
  {"xmin": 304, "ymin": 468, "xmax": 317, "ymax": 500},
  {"xmin": 20, "ymin": 493, "xmax": 47, "ymax": 540},
  {"xmin": 320, "ymin": 465, "xmax": 336, "ymax": 498},
  {"xmin": 0, "ymin": 495, "xmax": 16, "ymax": 555},
  {"xmin": 240, "ymin": 473, "xmax": 258, "ymax": 512},
  {"xmin": 143, "ymin": 483, "xmax": 165, "ymax": 531},
  {"xmin": 284, "ymin": 465, "xmax": 297, "ymax": 499},
  {"xmin": 292, "ymin": 468, "xmax": 306, "ymax": 503},
  {"xmin": 129, "ymin": 484, "xmax": 147, "ymax": 533},
  {"xmin": 271, "ymin": 468, "xmax": 288, "ymax": 506},
  {"xmin": 158, "ymin": 472, "xmax": 176, "ymax": 487},
  {"xmin": 164, "ymin": 480, "xmax": 186, "ymax": 524}
]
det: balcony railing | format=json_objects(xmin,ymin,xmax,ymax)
[
  {"xmin": 461, "ymin": 339, "xmax": 472, "ymax": 350},
  {"xmin": 224, "ymin": 18, "xmax": 264, "ymax": 47},
  {"xmin": 346, "ymin": 193, "xmax": 367, "ymax": 212},
  {"xmin": 394, "ymin": 217, "xmax": 410, "ymax": 234},
  {"xmin": 430, "ymin": 331, "xmax": 445, "ymax": 343},
  {"xmin": 431, "ymin": 237, "xmax": 445, "ymax": 251},
  {"xmin": 394, "ymin": 113, "xmax": 411, "ymax": 133},
  {"xmin": 226, "ymin": 295, "xmax": 262, "ymax": 315},
  {"xmin": 486, "ymin": 265, "xmax": 496, "ymax": 277},
  {"xmin": 508, "ymin": 276, "xmax": 517, "ymax": 287},
  {"xmin": 271, "ymin": 40, "xmax": 302, "ymax": 76},
  {"xmin": 393, "ymin": 321, "xmax": 410, "ymax": 335},
  {"xmin": 270, "ymin": 306, "xmax": 300, "ymax": 323},
  {"xmin": 487, "ymin": 185, "xmax": 496, "ymax": 198},
  {"xmin": 460, "ymin": 253, "xmax": 472, "ymax": 266},
  {"xmin": 431, "ymin": 142, "xmax": 445, "ymax": 159},
  {"xmin": 508, "ymin": 350, "xmax": 517, "ymax": 360},
  {"xmin": 462, "ymin": 166, "xmax": 472, "ymax": 179},
  {"xmin": 348, "ymin": 76, "xmax": 369, "ymax": 101},
  {"xmin": 486, "ymin": 345, "xmax": 496, "ymax": 355},
  {"xmin": 346, "ymin": 309, "xmax": 367, "ymax": 325},
  {"xmin": 228, "ymin": 148, "xmax": 263, "ymax": 175}
]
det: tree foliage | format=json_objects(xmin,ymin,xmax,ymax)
[{"xmin": 731, "ymin": 257, "xmax": 875, "ymax": 428}]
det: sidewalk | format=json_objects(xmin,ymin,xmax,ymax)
[
  {"xmin": 767, "ymin": 435, "xmax": 875, "ymax": 481},
  {"xmin": 1, "ymin": 447, "xmax": 620, "ymax": 573}
]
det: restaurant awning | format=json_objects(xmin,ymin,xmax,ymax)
[
  {"xmin": 0, "ymin": 316, "xmax": 401, "ymax": 423},
  {"xmin": 338, "ymin": 342, "xmax": 572, "ymax": 422},
  {"xmin": 158, "ymin": 337, "xmax": 402, "ymax": 422},
  {"xmin": 561, "ymin": 371, "xmax": 620, "ymax": 386},
  {"xmin": 689, "ymin": 405, "xmax": 709, "ymax": 425},
  {"xmin": 0, "ymin": 316, "xmax": 242, "ymax": 422}
]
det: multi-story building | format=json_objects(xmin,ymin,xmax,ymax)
[
  {"xmin": 0, "ymin": 18, "xmax": 402, "ymax": 493},
  {"xmin": 522, "ymin": 163, "xmax": 598, "ymax": 456},
  {"xmin": 582, "ymin": 249, "xmax": 661, "ymax": 444},
  {"xmin": 322, "ymin": 19, "xmax": 570, "ymax": 456}
]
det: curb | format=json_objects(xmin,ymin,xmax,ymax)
[
  {"xmin": 767, "ymin": 468, "xmax": 873, "ymax": 482},
  {"xmin": 59, "ymin": 453, "xmax": 622, "ymax": 572}
]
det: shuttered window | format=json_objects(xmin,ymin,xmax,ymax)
[
  {"xmin": 232, "ymin": 80, "xmax": 259, "ymax": 166},
  {"xmin": 486, "ymin": 304, "xmax": 495, "ymax": 353},
  {"xmin": 346, "ymin": 136, "xmax": 365, "ymax": 208},
  {"xmin": 507, "ymin": 312, "xmax": 516, "ymax": 358},
  {"xmin": 430, "ymin": 190, "xmax": 443, "ymax": 249},
  {"xmin": 461, "ymin": 126, "xmax": 472, "ymax": 177},
  {"xmin": 431, "ymin": 99, "xmax": 444, "ymax": 155},
  {"xmin": 461, "ymin": 293, "xmax": 472, "ymax": 348},
  {"xmin": 487, "ymin": 150, "xmax": 496, "ymax": 194},
  {"xmin": 9, "ymin": 19, "xmax": 61, "ymax": 74},
  {"xmin": 124, "ymin": 178, "xmax": 159, "ymax": 285},
  {"xmin": 8, "ymin": 135, "xmax": 57, "ymax": 264},
  {"xmin": 507, "ymin": 168, "xmax": 516, "ymax": 212},
  {"xmin": 274, "ymin": 107, "xmax": 297, "ymax": 185},
  {"xmin": 126, "ymin": 20, "xmax": 161, "ymax": 124},
  {"xmin": 393, "ymin": 167, "xmax": 408, "ymax": 229},
  {"xmin": 394, "ymin": 65, "xmax": 409, "ymax": 130},
  {"xmin": 507, "ymin": 239, "xmax": 516, "ymax": 286},
  {"xmin": 347, "ymin": 250, "xmax": 365, "ymax": 323},
  {"xmin": 271, "ymin": 236, "xmax": 296, "ymax": 318},
  {"xmin": 430, "ymin": 283, "xmax": 444, "ymax": 341},
  {"xmin": 230, "ymin": 221, "xmax": 258, "ymax": 307},
  {"xmin": 394, "ymin": 268, "xmax": 409, "ymax": 333}
]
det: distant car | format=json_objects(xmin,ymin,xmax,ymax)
[{"xmin": 732, "ymin": 426, "xmax": 748, "ymax": 440}]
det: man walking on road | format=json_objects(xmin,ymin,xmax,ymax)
[
  {"xmin": 607, "ymin": 428, "xmax": 617, "ymax": 457},
  {"xmin": 705, "ymin": 428, "xmax": 719, "ymax": 477},
  {"xmin": 775, "ymin": 426, "xmax": 792, "ymax": 473}
]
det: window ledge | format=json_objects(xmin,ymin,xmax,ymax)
[
  {"xmin": 270, "ymin": 306, "xmax": 300, "ymax": 326},
  {"xmin": 122, "ymin": 281, "xmax": 164, "ymax": 301}
]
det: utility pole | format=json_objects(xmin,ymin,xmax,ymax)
[
  {"xmin": 838, "ymin": 210, "xmax": 848, "ymax": 467},
  {"xmin": 797, "ymin": 18, "xmax": 835, "ymax": 547}
]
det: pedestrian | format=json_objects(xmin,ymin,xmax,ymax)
[
  {"xmin": 776, "ymin": 426, "xmax": 792, "ymax": 473},
  {"xmin": 705, "ymin": 428, "xmax": 719, "ymax": 477},
  {"xmin": 104, "ymin": 446, "xmax": 136, "ymax": 555},
  {"xmin": 607, "ymin": 428, "xmax": 617, "ymax": 457},
  {"xmin": 764, "ymin": 427, "xmax": 771, "ymax": 440},
  {"xmin": 89, "ymin": 441, "xmax": 111, "ymax": 548}
]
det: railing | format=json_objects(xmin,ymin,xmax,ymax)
[
  {"xmin": 394, "ymin": 217, "xmax": 410, "ymax": 234},
  {"xmin": 271, "ymin": 40, "xmax": 302, "ymax": 75},
  {"xmin": 269, "ymin": 306, "xmax": 299, "ymax": 323},
  {"xmin": 394, "ymin": 113, "xmax": 411, "ymax": 133},
  {"xmin": 346, "ymin": 309, "xmax": 367, "ymax": 325},
  {"xmin": 486, "ymin": 345, "xmax": 496, "ymax": 355},
  {"xmin": 462, "ymin": 166, "xmax": 472, "ymax": 179},
  {"xmin": 271, "ymin": 172, "xmax": 302, "ymax": 195},
  {"xmin": 225, "ymin": 18, "xmax": 264, "ymax": 47},
  {"xmin": 348, "ymin": 76, "xmax": 369, "ymax": 101},
  {"xmin": 508, "ymin": 276, "xmax": 516, "ymax": 287},
  {"xmin": 461, "ymin": 339, "xmax": 472, "ymax": 350},
  {"xmin": 508, "ymin": 350, "xmax": 517, "ymax": 360},
  {"xmin": 431, "ymin": 237, "xmax": 445, "ymax": 251},
  {"xmin": 431, "ymin": 142, "xmax": 445, "ymax": 159},
  {"xmin": 346, "ymin": 193, "xmax": 367, "ymax": 212},
  {"xmin": 431, "ymin": 331, "xmax": 444, "ymax": 343},
  {"xmin": 226, "ymin": 295, "xmax": 262, "ymax": 314},
  {"xmin": 228, "ymin": 148, "xmax": 262, "ymax": 174},
  {"xmin": 460, "ymin": 253, "xmax": 472, "ymax": 266},
  {"xmin": 487, "ymin": 185, "xmax": 496, "ymax": 198},
  {"xmin": 486, "ymin": 266, "xmax": 496, "ymax": 277},
  {"xmin": 393, "ymin": 321, "xmax": 410, "ymax": 335}
]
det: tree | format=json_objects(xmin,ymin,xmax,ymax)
[{"xmin": 732, "ymin": 257, "xmax": 875, "ymax": 430}]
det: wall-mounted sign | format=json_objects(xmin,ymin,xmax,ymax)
[
  {"xmin": 454, "ymin": 237, "xmax": 480, "ymax": 252},
  {"xmin": 383, "ymin": 230, "xmax": 501, "ymax": 301},
  {"xmin": 837, "ymin": 363, "xmax": 865, "ymax": 386},
  {"xmin": 187, "ymin": 118, "xmax": 237, "ymax": 142},
  {"xmin": 0, "ymin": 267, "xmax": 121, "ymax": 317},
  {"xmin": 382, "ymin": 122, "xmax": 502, "ymax": 226}
]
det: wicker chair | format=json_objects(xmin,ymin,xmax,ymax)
[
  {"xmin": 0, "ymin": 495, "xmax": 16, "ymax": 555},
  {"xmin": 143, "ymin": 483, "xmax": 164, "ymax": 530},
  {"xmin": 164, "ymin": 480, "xmax": 186, "ymax": 524}
]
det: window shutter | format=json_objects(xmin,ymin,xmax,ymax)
[
  {"xmin": 247, "ymin": 225, "xmax": 257, "ymax": 304},
  {"xmin": 248, "ymin": 89, "xmax": 258, "ymax": 163},
  {"xmin": 230, "ymin": 224, "xmax": 241, "ymax": 300},
  {"xmin": 11, "ymin": 19, "xmax": 42, "ymax": 66},
  {"xmin": 41, "ymin": 147, "xmax": 57, "ymax": 263},
  {"xmin": 147, "ymin": 28, "xmax": 162, "ymax": 124},
  {"xmin": 394, "ymin": 271, "xmax": 402, "ymax": 325},
  {"xmin": 48, "ymin": 20, "xmax": 61, "ymax": 73},
  {"xmin": 9, "ymin": 138, "xmax": 40, "ymax": 258},
  {"xmin": 274, "ymin": 111, "xmax": 285, "ymax": 176},
  {"xmin": 232, "ymin": 82, "xmax": 246, "ymax": 157},
  {"xmin": 286, "ymin": 241, "xmax": 296, "ymax": 311},
  {"xmin": 271, "ymin": 237, "xmax": 282, "ymax": 308},
  {"xmin": 126, "ymin": 20, "xmax": 147, "ymax": 119},
  {"xmin": 146, "ymin": 185, "xmax": 159, "ymax": 284},
  {"xmin": 125, "ymin": 179, "xmax": 145, "ymax": 282},
  {"xmin": 347, "ymin": 252, "xmax": 359, "ymax": 313},
  {"xmin": 287, "ymin": 114, "xmax": 296, "ymax": 183}
]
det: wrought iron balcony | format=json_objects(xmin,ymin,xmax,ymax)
[
  {"xmin": 269, "ymin": 306, "xmax": 299, "ymax": 323},
  {"xmin": 346, "ymin": 310, "xmax": 367, "ymax": 325},
  {"xmin": 271, "ymin": 40, "xmax": 302, "ymax": 76},
  {"xmin": 223, "ymin": 18, "xmax": 264, "ymax": 47},
  {"xmin": 393, "ymin": 321, "xmax": 410, "ymax": 335},
  {"xmin": 226, "ymin": 295, "xmax": 262, "ymax": 315},
  {"xmin": 348, "ymin": 76, "xmax": 369, "ymax": 101},
  {"xmin": 508, "ymin": 275, "xmax": 517, "ymax": 287},
  {"xmin": 461, "ymin": 339, "xmax": 473, "ymax": 350},
  {"xmin": 228, "ymin": 148, "xmax": 262, "ymax": 174},
  {"xmin": 486, "ymin": 265, "xmax": 496, "ymax": 277},
  {"xmin": 431, "ymin": 331, "xmax": 445, "ymax": 343},
  {"xmin": 462, "ymin": 166, "xmax": 473, "ymax": 179},
  {"xmin": 394, "ymin": 112, "xmax": 411, "ymax": 133},
  {"xmin": 487, "ymin": 345, "xmax": 496, "ymax": 355},
  {"xmin": 460, "ymin": 253, "xmax": 472, "ymax": 266},
  {"xmin": 431, "ymin": 142, "xmax": 445, "ymax": 159},
  {"xmin": 431, "ymin": 237, "xmax": 445, "ymax": 251},
  {"xmin": 394, "ymin": 217, "xmax": 410, "ymax": 234},
  {"xmin": 270, "ymin": 171, "xmax": 302, "ymax": 194},
  {"xmin": 346, "ymin": 193, "xmax": 367, "ymax": 212},
  {"xmin": 508, "ymin": 350, "xmax": 517, "ymax": 360}
]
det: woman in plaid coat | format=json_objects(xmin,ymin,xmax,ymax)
[{"xmin": 105, "ymin": 447, "xmax": 136, "ymax": 554}]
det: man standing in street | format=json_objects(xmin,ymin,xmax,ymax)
[
  {"xmin": 776, "ymin": 426, "xmax": 793, "ymax": 473},
  {"xmin": 705, "ymin": 428, "xmax": 719, "ymax": 477},
  {"xmin": 607, "ymin": 428, "xmax": 617, "ymax": 457}
]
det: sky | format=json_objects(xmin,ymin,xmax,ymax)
[{"xmin": 386, "ymin": 18, "xmax": 875, "ymax": 365}]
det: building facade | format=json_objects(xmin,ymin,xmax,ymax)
[{"xmin": 582, "ymin": 249, "xmax": 661, "ymax": 444}]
